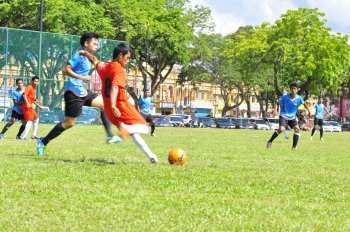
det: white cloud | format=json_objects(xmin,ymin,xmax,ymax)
[
  {"xmin": 188, "ymin": 0, "xmax": 350, "ymax": 36},
  {"xmin": 307, "ymin": 0, "xmax": 350, "ymax": 34}
]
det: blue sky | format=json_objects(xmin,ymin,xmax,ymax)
[{"xmin": 189, "ymin": 0, "xmax": 350, "ymax": 36}]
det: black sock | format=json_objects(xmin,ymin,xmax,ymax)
[
  {"xmin": 151, "ymin": 124, "xmax": 155, "ymax": 135},
  {"xmin": 320, "ymin": 129, "xmax": 324, "ymax": 139},
  {"xmin": 42, "ymin": 123, "xmax": 65, "ymax": 146},
  {"xmin": 269, "ymin": 131, "xmax": 279, "ymax": 142},
  {"xmin": 100, "ymin": 111, "xmax": 113, "ymax": 137},
  {"xmin": 1, "ymin": 123, "xmax": 12, "ymax": 134},
  {"xmin": 292, "ymin": 133, "xmax": 300, "ymax": 148},
  {"xmin": 17, "ymin": 125, "xmax": 25, "ymax": 137},
  {"xmin": 311, "ymin": 128, "xmax": 316, "ymax": 136}
]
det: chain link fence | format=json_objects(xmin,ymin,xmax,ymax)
[{"xmin": 0, "ymin": 27, "xmax": 123, "ymax": 115}]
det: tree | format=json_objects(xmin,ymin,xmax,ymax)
[
  {"xmin": 101, "ymin": 0, "xmax": 213, "ymax": 97},
  {"xmin": 269, "ymin": 8, "xmax": 350, "ymax": 99}
]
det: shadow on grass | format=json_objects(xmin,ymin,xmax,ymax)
[
  {"xmin": 5, "ymin": 153, "xmax": 147, "ymax": 165},
  {"xmin": 56, "ymin": 157, "xmax": 144, "ymax": 165}
]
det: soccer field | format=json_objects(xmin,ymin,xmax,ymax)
[{"xmin": 0, "ymin": 124, "xmax": 349, "ymax": 231}]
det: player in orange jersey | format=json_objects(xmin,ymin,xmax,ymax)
[
  {"xmin": 21, "ymin": 76, "xmax": 44, "ymax": 139},
  {"xmin": 79, "ymin": 44, "xmax": 158, "ymax": 163}
]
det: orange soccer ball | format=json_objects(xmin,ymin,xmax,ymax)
[{"xmin": 168, "ymin": 148, "xmax": 187, "ymax": 165}]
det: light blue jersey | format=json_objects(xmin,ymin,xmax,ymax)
[
  {"xmin": 314, "ymin": 103, "xmax": 325, "ymax": 119},
  {"xmin": 278, "ymin": 93, "xmax": 304, "ymax": 120},
  {"xmin": 138, "ymin": 96, "xmax": 154, "ymax": 114},
  {"xmin": 12, "ymin": 88, "xmax": 24, "ymax": 114},
  {"xmin": 64, "ymin": 53, "xmax": 91, "ymax": 97}
]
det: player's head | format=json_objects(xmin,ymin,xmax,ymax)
[
  {"xmin": 80, "ymin": 32, "xmax": 99, "ymax": 54},
  {"xmin": 318, "ymin": 96, "xmax": 323, "ymax": 103},
  {"xmin": 113, "ymin": 43, "xmax": 132, "ymax": 67},
  {"xmin": 15, "ymin": 78, "xmax": 24, "ymax": 88},
  {"xmin": 289, "ymin": 82, "xmax": 299, "ymax": 94},
  {"xmin": 145, "ymin": 89, "xmax": 149, "ymax": 97},
  {"xmin": 31, "ymin": 76, "xmax": 39, "ymax": 87}
]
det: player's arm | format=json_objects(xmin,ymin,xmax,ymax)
[
  {"xmin": 324, "ymin": 107, "xmax": 331, "ymax": 116},
  {"xmin": 110, "ymin": 85, "xmax": 121, "ymax": 117},
  {"xmin": 79, "ymin": 50, "xmax": 99, "ymax": 67},
  {"xmin": 303, "ymin": 102, "xmax": 312, "ymax": 116},
  {"xmin": 62, "ymin": 54, "xmax": 90, "ymax": 83},
  {"xmin": 12, "ymin": 97, "xmax": 21, "ymax": 106},
  {"xmin": 32, "ymin": 100, "xmax": 44, "ymax": 111}
]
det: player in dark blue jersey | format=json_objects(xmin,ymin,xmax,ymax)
[
  {"xmin": 0, "ymin": 78, "xmax": 26, "ymax": 139},
  {"xmin": 310, "ymin": 96, "xmax": 331, "ymax": 141},
  {"xmin": 267, "ymin": 83, "xmax": 312, "ymax": 149}
]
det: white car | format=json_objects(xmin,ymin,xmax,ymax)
[
  {"xmin": 0, "ymin": 108, "xmax": 8, "ymax": 122},
  {"xmin": 326, "ymin": 121, "xmax": 342, "ymax": 132},
  {"xmin": 321, "ymin": 121, "xmax": 333, "ymax": 132},
  {"xmin": 254, "ymin": 119, "xmax": 271, "ymax": 130},
  {"xmin": 264, "ymin": 118, "xmax": 279, "ymax": 130}
]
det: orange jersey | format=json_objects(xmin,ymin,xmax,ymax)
[
  {"xmin": 22, "ymin": 84, "xmax": 38, "ymax": 120},
  {"xmin": 96, "ymin": 61, "xmax": 146, "ymax": 126}
]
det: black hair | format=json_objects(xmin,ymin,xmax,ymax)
[
  {"xmin": 15, "ymin": 78, "xmax": 23, "ymax": 84},
  {"xmin": 290, "ymin": 82, "xmax": 298, "ymax": 88},
  {"xmin": 80, "ymin": 32, "xmax": 99, "ymax": 47},
  {"xmin": 318, "ymin": 96, "xmax": 323, "ymax": 100},
  {"xmin": 32, "ymin": 76, "xmax": 39, "ymax": 81},
  {"xmin": 113, "ymin": 43, "xmax": 132, "ymax": 60}
]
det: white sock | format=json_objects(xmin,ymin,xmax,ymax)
[
  {"xmin": 22, "ymin": 121, "xmax": 33, "ymax": 138},
  {"xmin": 32, "ymin": 119, "xmax": 39, "ymax": 137},
  {"xmin": 132, "ymin": 134, "xmax": 157, "ymax": 160},
  {"xmin": 123, "ymin": 123, "xmax": 149, "ymax": 135},
  {"xmin": 283, "ymin": 129, "xmax": 288, "ymax": 138}
]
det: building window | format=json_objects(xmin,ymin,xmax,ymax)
[
  {"xmin": 201, "ymin": 93, "xmax": 204, "ymax": 100},
  {"xmin": 252, "ymin": 95, "xmax": 255, "ymax": 103},
  {"xmin": 169, "ymin": 86, "xmax": 173, "ymax": 98},
  {"xmin": 207, "ymin": 93, "xmax": 210, "ymax": 100}
]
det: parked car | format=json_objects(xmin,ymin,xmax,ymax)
[
  {"xmin": 321, "ymin": 121, "xmax": 333, "ymax": 132},
  {"xmin": 39, "ymin": 111, "xmax": 56, "ymax": 124},
  {"xmin": 215, "ymin": 118, "xmax": 235, "ymax": 129},
  {"xmin": 152, "ymin": 115, "xmax": 164, "ymax": 122},
  {"xmin": 232, "ymin": 118, "xmax": 254, "ymax": 129},
  {"xmin": 154, "ymin": 116, "xmax": 170, "ymax": 127},
  {"xmin": 197, "ymin": 117, "xmax": 216, "ymax": 128},
  {"xmin": 264, "ymin": 118, "xmax": 279, "ymax": 130},
  {"xmin": 168, "ymin": 115, "xmax": 184, "ymax": 127},
  {"xmin": 75, "ymin": 107, "xmax": 101, "ymax": 125},
  {"xmin": 327, "ymin": 121, "xmax": 342, "ymax": 132},
  {"xmin": 341, "ymin": 122, "xmax": 350, "ymax": 132},
  {"xmin": 182, "ymin": 114, "xmax": 192, "ymax": 126},
  {"xmin": 0, "ymin": 108, "xmax": 8, "ymax": 122},
  {"xmin": 253, "ymin": 119, "xmax": 271, "ymax": 130}
]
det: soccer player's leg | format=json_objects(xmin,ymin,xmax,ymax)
[
  {"xmin": 31, "ymin": 118, "xmax": 40, "ymax": 139},
  {"xmin": 16, "ymin": 116, "xmax": 26, "ymax": 139},
  {"xmin": 310, "ymin": 118, "xmax": 318, "ymax": 140},
  {"xmin": 319, "ymin": 119, "xmax": 324, "ymax": 141},
  {"xmin": 37, "ymin": 92, "xmax": 79, "ymax": 156},
  {"xmin": 146, "ymin": 114, "xmax": 156, "ymax": 137},
  {"xmin": 90, "ymin": 93, "xmax": 119, "ymax": 143},
  {"xmin": 291, "ymin": 120, "xmax": 301, "ymax": 149},
  {"xmin": 267, "ymin": 116, "xmax": 284, "ymax": 148},
  {"xmin": 119, "ymin": 102, "xmax": 158, "ymax": 163},
  {"xmin": 0, "ymin": 114, "xmax": 16, "ymax": 138}
]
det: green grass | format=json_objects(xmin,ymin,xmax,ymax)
[{"xmin": 0, "ymin": 124, "xmax": 349, "ymax": 231}]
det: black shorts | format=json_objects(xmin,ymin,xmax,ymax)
[
  {"xmin": 141, "ymin": 112, "xmax": 154, "ymax": 123},
  {"xmin": 11, "ymin": 110, "xmax": 24, "ymax": 120},
  {"xmin": 314, "ymin": 118, "xmax": 323, "ymax": 126},
  {"xmin": 279, "ymin": 116, "xmax": 298, "ymax": 128},
  {"xmin": 64, "ymin": 90, "xmax": 98, "ymax": 118}
]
